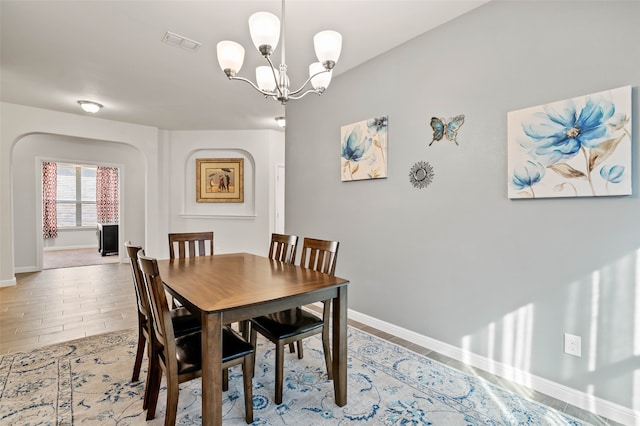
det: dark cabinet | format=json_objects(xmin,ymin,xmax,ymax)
[{"xmin": 97, "ymin": 223, "xmax": 118, "ymax": 256}]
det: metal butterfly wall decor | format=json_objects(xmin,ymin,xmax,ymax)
[{"xmin": 429, "ymin": 114, "xmax": 465, "ymax": 146}]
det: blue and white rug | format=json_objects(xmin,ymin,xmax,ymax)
[{"xmin": 0, "ymin": 326, "xmax": 589, "ymax": 425}]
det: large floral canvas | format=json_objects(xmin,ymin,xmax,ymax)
[
  {"xmin": 508, "ymin": 86, "xmax": 632, "ymax": 199},
  {"xmin": 341, "ymin": 116, "xmax": 388, "ymax": 181}
]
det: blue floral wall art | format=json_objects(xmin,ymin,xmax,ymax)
[
  {"xmin": 341, "ymin": 116, "xmax": 388, "ymax": 181},
  {"xmin": 507, "ymin": 86, "xmax": 632, "ymax": 199}
]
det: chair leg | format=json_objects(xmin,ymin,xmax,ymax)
[
  {"xmin": 164, "ymin": 373, "xmax": 179, "ymax": 426},
  {"xmin": 142, "ymin": 333, "xmax": 155, "ymax": 409},
  {"xmin": 321, "ymin": 300, "xmax": 333, "ymax": 380},
  {"xmin": 222, "ymin": 368, "xmax": 229, "ymax": 392},
  {"xmin": 250, "ymin": 327, "xmax": 258, "ymax": 378},
  {"xmin": 296, "ymin": 340, "xmax": 304, "ymax": 359},
  {"xmin": 288, "ymin": 343, "xmax": 295, "ymax": 353},
  {"xmin": 132, "ymin": 321, "xmax": 145, "ymax": 382},
  {"xmin": 242, "ymin": 356, "xmax": 254, "ymax": 424},
  {"xmin": 322, "ymin": 325, "xmax": 333, "ymax": 380},
  {"xmin": 145, "ymin": 358, "xmax": 162, "ymax": 420},
  {"xmin": 142, "ymin": 349, "xmax": 153, "ymax": 409},
  {"xmin": 275, "ymin": 343, "xmax": 284, "ymax": 405}
]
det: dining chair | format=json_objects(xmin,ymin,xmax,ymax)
[
  {"xmin": 250, "ymin": 237, "xmax": 339, "ymax": 404},
  {"xmin": 125, "ymin": 242, "xmax": 201, "ymax": 409},
  {"xmin": 268, "ymin": 233, "xmax": 298, "ymax": 264},
  {"xmin": 138, "ymin": 253, "xmax": 254, "ymax": 425},
  {"xmin": 168, "ymin": 231, "xmax": 214, "ymax": 259},
  {"xmin": 267, "ymin": 233, "xmax": 299, "ymax": 353},
  {"xmin": 167, "ymin": 231, "xmax": 214, "ymax": 309}
]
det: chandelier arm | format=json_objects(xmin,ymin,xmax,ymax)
[
  {"xmin": 264, "ymin": 56, "xmax": 284, "ymax": 98},
  {"xmin": 288, "ymin": 88, "xmax": 324, "ymax": 100},
  {"xmin": 228, "ymin": 75, "xmax": 277, "ymax": 97},
  {"xmin": 289, "ymin": 69, "xmax": 331, "ymax": 96}
]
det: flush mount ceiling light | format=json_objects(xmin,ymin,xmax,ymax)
[
  {"xmin": 275, "ymin": 116, "xmax": 286, "ymax": 128},
  {"xmin": 216, "ymin": 0, "xmax": 342, "ymax": 104},
  {"xmin": 77, "ymin": 100, "xmax": 103, "ymax": 113}
]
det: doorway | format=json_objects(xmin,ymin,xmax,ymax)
[{"xmin": 40, "ymin": 161, "xmax": 121, "ymax": 270}]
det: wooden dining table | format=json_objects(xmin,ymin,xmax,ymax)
[{"xmin": 156, "ymin": 252, "xmax": 349, "ymax": 426}]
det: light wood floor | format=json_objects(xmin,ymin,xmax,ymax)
[
  {"xmin": 0, "ymin": 263, "xmax": 136, "ymax": 354},
  {"xmin": 0, "ymin": 262, "xmax": 620, "ymax": 425}
]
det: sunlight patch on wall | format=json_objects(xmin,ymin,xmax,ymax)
[
  {"xmin": 514, "ymin": 304, "xmax": 533, "ymax": 376},
  {"xmin": 586, "ymin": 384, "xmax": 597, "ymax": 414},
  {"xmin": 460, "ymin": 304, "xmax": 534, "ymax": 386},
  {"xmin": 502, "ymin": 311, "xmax": 515, "ymax": 368},
  {"xmin": 500, "ymin": 304, "xmax": 534, "ymax": 385},
  {"xmin": 461, "ymin": 335, "xmax": 471, "ymax": 365},
  {"xmin": 487, "ymin": 322, "xmax": 496, "ymax": 374}
]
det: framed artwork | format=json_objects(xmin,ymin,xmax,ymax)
[
  {"xmin": 341, "ymin": 116, "xmax": 388, "ymax": 181},
  {"xmin": 507, "ymin": 86, "xmax": 632, "ymax": 199},
  {"xmin": 196, "ymin": 158, "xmax": 244, "ymax": 203}
]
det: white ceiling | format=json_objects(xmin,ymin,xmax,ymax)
[{"xmin": 0, "ymin": 0, "xmax": 488, "ymax": 131}]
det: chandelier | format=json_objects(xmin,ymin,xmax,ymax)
[{"xmin": 216, "ymin": 0, "xmax": 342, "ymax": 104}]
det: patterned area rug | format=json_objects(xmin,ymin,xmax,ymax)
[{"xmin": 0, "ymin": 326, "xmax": 588, "ymax": 425}]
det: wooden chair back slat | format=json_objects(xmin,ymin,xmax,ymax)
[
  {"xmin": 125, "ymin": 242, "xmax": 149, "ymax": 316},
  {"xmin": 138, "ymin": 253, "xmax": 171, "ymax": 349},
  {"xmin": 300, "ymin": 238, "xmax": 339, "ymax": 276},
  {"xmin": 168, "ymin": 232, "xmax": 214, "ymax": 259},
  {"xmin": 268, "ymin": 233, "xmax": 298, "ymax": 264}
]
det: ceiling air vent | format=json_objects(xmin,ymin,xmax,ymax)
[{"xmin": 162, "ymin": 31, "xmax": 202, "ymax": 52}]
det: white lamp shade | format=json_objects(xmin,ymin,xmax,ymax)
[
  {"xmin": 314, "ymin": 30, "xmax": 342, "ymax": 65},
  {"xmin": 256, "ymin": 66, "xmax": 278, "ymax": 92},
  {"xmin": 309, "ymin": 62, "xmax": 332, "ymax": 89},
  {"xmin": 217, "ymin": 41, "xmax": 245, "ymax": 74},
  {"xmin": 249, "ymin": 12, "xmax": 280, "ymax": 53}
]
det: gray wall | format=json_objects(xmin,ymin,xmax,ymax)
[{"xmin": 286, "ymin": 0, "xmax": 639, "ymax": 411}]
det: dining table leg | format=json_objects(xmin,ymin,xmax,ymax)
[
  {"xmin": 201, "ymin": 311, "xmax": 223, "ymax": 426},
  {"xmin": 332, "ymin": 285, "xmax": 348, "ymax": 406}
]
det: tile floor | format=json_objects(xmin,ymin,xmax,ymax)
[
  {"xmin": 0, "ymin": 263, "xmax": 136, "ymax": 354},
  {"xmin": 0, "ymin": 263, "xmax": 623, "ymax": 425},
  {"xmin": 43, "ymin": 247, "xmax": 120, "ymax": 270}
]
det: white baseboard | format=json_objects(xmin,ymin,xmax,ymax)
[
  {"xmin": 0, "ymin": 276, "xmax": 17, "ymax": 287},
  {"xmin": 347, "ymin": 308, "xmax": 639, "ymax": 426},
  {"xmin": 13, "ymin": 266, "xmax": 39, "ymax": 274},
  {"xmin": 43, "ymin": 245, "xmax": 98, "ymax": 251}
]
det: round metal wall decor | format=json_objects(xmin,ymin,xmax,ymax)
[{"xmin": 409, "ymin": 161, "xmax": 434, "ymax": 189}]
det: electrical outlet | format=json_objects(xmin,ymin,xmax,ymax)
[{"xmin": 564, "ymin": 333, "xmax": 582, "ymax": 357}]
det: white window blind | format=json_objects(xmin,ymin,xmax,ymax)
[{"xmin": 56, "ymin": 164, "xmax": 97, "ymax": 227}]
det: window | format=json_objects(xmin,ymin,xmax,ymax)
[{"xmin": 56, "ymin": 164, "xmax": 97, "ymax": 227}]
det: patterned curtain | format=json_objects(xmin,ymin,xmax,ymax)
[
  {"xmin": 97, "ymin": 166, "xmax": 119, "ymax": 224},
  {"xmin": 42, "ymin": 161, "xmax": 58, "ymax": 239},
  {"xmin": 96, "ymin": 166, "xmax": 120, "ymax": 223}
]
